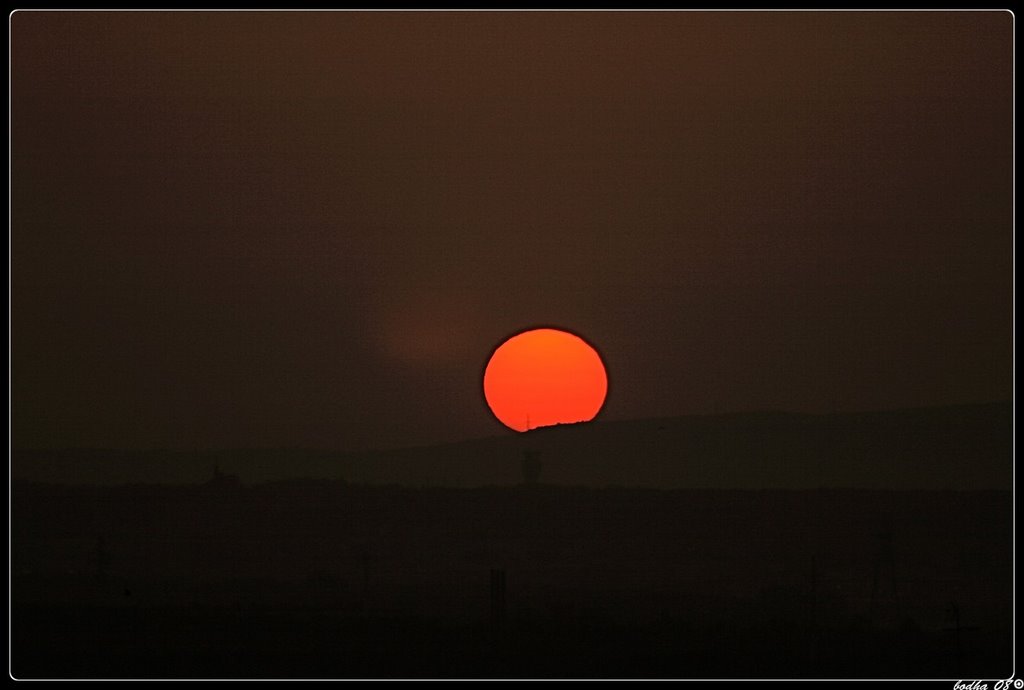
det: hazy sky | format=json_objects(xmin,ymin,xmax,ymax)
[{"xmin": 12, "ymin": 11, "xmax": 1013, "ymax": 451}]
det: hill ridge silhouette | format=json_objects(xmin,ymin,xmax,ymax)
[{"xmin": 12, "ymin": 401, "xmax": 1012, "ymax": 490}]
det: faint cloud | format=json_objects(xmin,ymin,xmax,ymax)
[{"xmin": 378, "ymin": 291, "xmax": 483, "ymax": 367}]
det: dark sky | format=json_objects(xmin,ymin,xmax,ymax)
[{"xmin": 11, "ymin": 11, "xmax": 1013, "ymax": 452}]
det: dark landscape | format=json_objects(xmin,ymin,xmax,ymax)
[{"xmin": 12, "ymin": 406, "xmax": 1014, "ymax": 679}]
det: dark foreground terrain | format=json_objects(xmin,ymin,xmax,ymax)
[{"xmin": 12, "ymin": 482, "xmax": 1013, "ymax": 679}]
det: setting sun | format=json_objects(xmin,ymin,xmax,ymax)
[{"xmin": 483, "ymin": 327, "xmax": 608, "ymax": 432}]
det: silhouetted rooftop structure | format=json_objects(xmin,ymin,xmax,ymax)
[{"xmin": 205, "ymin": 466, "xmax": 241, "ymax": 489}]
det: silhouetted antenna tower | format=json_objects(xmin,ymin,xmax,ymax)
[
  {"xmin": 809, "ymin": 554, "xmax": 819, "ymax": 669},
  {"xmin": 490, "ymin": 568, "xmax": 507, "ymax": 626},
  {"xmin": 522, "ymin": 449, "xmax": 542, "ymax": 486},
  {"xmin": 945, "ymin": 600, "xmax": 962, "ymax": 673}
]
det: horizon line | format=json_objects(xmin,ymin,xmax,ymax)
[{"xmin": 10, "ymin": 398, "xmax": 1012, "ymax": 456}]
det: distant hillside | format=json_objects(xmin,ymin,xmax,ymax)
[{"xmin": 12, "ymin": 402, "xmax": 1012, "ymax": 489}]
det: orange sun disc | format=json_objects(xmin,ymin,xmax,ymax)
[{"xmin": 483, "ymin": 327, "xmax": 608, "ymax": 432}]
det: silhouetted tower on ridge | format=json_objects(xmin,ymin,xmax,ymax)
[
  {"xmin": 206, "ymin": 465, "xmax": 240, "ymax": 489},
  {"xmin": 519, "ymin": 410, "xmax": 543, "ymax": 485},
  {"xmin": 521, "ymin": 449, "xmax": 542, "ymax": 486}
]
